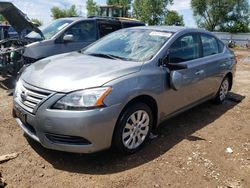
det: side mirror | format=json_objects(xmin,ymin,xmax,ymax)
[
  {"xmin": 170, "ymin": 71, "xmax": 183, "ymax": 90},
  {"xmin": 63, "ymin": 34, "xmax": 74, "ymax": 42},
  {"xmin": 158, "ymin": 52, "xmax": 170, "ymax": 67}
]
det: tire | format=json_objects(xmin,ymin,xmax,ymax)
[
  {"xmin": 113, "ymin": 103, "xmax": 153, "ymax": 154},
  {"xmin": 214, "ymin": 76, "xmax": 230, "ymax": 104}
]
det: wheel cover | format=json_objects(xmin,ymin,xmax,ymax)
[
  {"xmin": 219, "ymin": 79, "xmax": 229, "ymax": 101},
  {"xmin": 122, "ymin": 110, "xmax": 150, "ymax": 150}
]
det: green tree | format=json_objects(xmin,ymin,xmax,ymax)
[
  {"xmin": 31, "ymin": 18, "xmax": 43, "ymax": 26},
  {"xmin": 220, "ymin": 0, "xmax": 250, "ymax": 33},
  {"xmin": 191, "ymin": 0, "xmax": 228, "ymax": 31},
  {"xmin": 51, "ymin": 5, "xmax": 79, "ymax": 19},
  {"xmin": 0, "ymin": 14, "xmax": 7, "ymax": 23},
  {"xmin": 191, "ymin": 0, "xmax": 250, "ymax": 32},
  {"xmin": 107, "ymin": 0, "xmax": 130, "ymax": 8},
  {"xmin": 221, "ymin": 21, "xmax": 249, "ymax": 33},
  {"xmin": 164, "ymin": 10, "xmax": 184, "ymax": 26},
  {"xmin": 87, "ymin": 0, "xmax": 98, "ymax": 16},
  {"xmin": 133, "ymin": 0, "xmax": 173, "ymax": 25}
]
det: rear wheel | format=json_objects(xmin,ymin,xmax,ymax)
[
  {"xmin": 113, "ymin": 103, "xmax": 153, "ymax": 154},
  {"xmin": 214, "ymin": 76, "xmax": 230, "ymax": 103}
]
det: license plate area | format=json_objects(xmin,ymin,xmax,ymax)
[{"xmin": 15, "ymin": 107, "xmax": 27, "ymax": 124}]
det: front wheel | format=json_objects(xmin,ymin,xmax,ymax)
[
  {"xmin": 113, "ymin": 103, "xmax": 153, "ymax": 154},
  {"xmin": 214, "ymin": 77, "xmax": 230, "ymax": 103}
]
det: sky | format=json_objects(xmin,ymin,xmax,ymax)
[
  {"xmin": 3, "ymin": 0, "xmax": 250, "ymax": 27},
  {"xmin": 1, "ymin": 0, "xmax": 196, "ymax": 26}
]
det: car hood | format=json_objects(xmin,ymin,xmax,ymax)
[
  {"xmin": 21, "ymin": 52, "xmax": 142, "ymax": 92},
  {"xmin": 0, "ymin": 2, "xmax": 42, "ymax": 36}
]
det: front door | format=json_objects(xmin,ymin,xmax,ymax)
[
  {"xmin": 162, "ymin": 33, "xmax": 207, "ymax": 116},
  {"xmin": 198, "ymin": 34, "xmax": 230, "ymax": 95},
  {"xmin": 54, "ymin": 21, "xmax": 97, "ymax": 55}
]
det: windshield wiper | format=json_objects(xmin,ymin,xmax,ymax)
[
  {"xmin": 85, "ymin": 53, "xmax": 130, "ymax": 61},
  {"xmin": 106, "ymin": 54, "xmax": 130, "ymax": 61}
]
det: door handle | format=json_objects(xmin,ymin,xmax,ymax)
[{"xmin": 195, "ymin": 70, "xmax": 204, "ymax": 75}]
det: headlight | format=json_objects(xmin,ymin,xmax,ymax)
[
  {"xmin": 52, "ymin": 87, "xmax": 112, "ymax": 110},
  {"xmin": 14, "ymin": 79, "xmax": 22, "ymax": 97}
]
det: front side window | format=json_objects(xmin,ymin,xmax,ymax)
[
  {"xmin": 84, "ymin": 29, "xmax": 172, "ymax": 62},
  {"xmin": 169, "ymin": 34, "xmax": 200, "ymax": 63},
  {"xmin": 201, "ymin": 34, "xmax": 219, "ymax": 57},
  {"xmin": 64, "ymin": 21, "xmax": 97, "ymax": 42}
]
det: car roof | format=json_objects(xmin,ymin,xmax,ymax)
[
  {"xmin": 127, "ymin": 26, "xmax": 208, "ymax": 34},
  {"xmin": 57, "ymin": 16, "xmax": 144, "ymax": 24},
  {"xmin": 56, "ymin": 17, "xmax": 121, "ymax": 23},
  {"xmin": 56, "ymin": 17, "xmax": 85, "ymax": 21}
]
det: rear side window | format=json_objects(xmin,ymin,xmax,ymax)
[
  {"xmin": 168, "ymin": 34, "xmax": 200, "ymax": 63},
  {"xmin": 99, "ymin": 23, "xmax": 122, "ymax": 38},
  {"xmin": 201, "ymin": 34, "xmax": 219, "ymax": 57}
]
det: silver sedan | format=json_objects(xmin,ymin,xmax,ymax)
[{"xmin": 13, "ymin": 26, "xmax": 236, "ymax": 154}]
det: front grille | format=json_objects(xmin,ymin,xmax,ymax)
[
  {"xmin": 15, "ymin": 81, "xmax": 53, "ymax": 114},
  {"xmin": 45, "ymin": 133, "xmax": 92, "ymax": 145}
]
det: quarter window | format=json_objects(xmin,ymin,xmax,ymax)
[
  {"xmin": 218, "ymin": 40, "xmax": 225, "ymax": 53},
  {"xmin": 168, "ymin": 34, "xmax": 200, "ymax": 63},
  {"xmin": 201, "ymin": 34, "xmax": 219, "ymax": 57}
]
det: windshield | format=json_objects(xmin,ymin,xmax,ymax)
[
  {"xmin": 26, "ymin": 19, "xmax": 73, "ymax": 40},
  {"xmin": 84, "ymin": 29, "xmax": 172, "ymax": 62}
]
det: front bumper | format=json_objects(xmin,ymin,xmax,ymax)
[{"xmin": 13, "ymin": 97, "xmax": 122, "ymax": 153}]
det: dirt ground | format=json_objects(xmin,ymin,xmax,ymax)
[{"xmin": 0, "ymin": 49, "xmax": 249, "ymax": 188}]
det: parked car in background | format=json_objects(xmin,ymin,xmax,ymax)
[
  {"xmin": 0, "ymin": 25, "xmax": 19, "ymax": 40},
  {"xmin": 8, "ymin": 26, "xmax": 18, "ymax": 38},
  {"xmin": 0, "ymin": 24, "xmax": 10, "ymax": 40},
  {"xmin": 0, "ymin": 1, "xmax": 145, "ymax": 75},
  {"xmin": 23, "ymin": 16, "xmax": 145, "ymax": 62},
  {"xmin": 13, "ymin": 26, "xmax": 236, "ymax": 154}
]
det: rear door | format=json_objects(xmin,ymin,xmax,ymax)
[
  {"xmin": 97, "ymin": 21, "xmax": 122, "ymax": 39},
  {"xmin": 199, "ymin": 34, "xmax": 228, "ymax": 95}
]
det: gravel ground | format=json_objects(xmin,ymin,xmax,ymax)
[{"xmin": 0, "ymin": 49, "xmax": 249, "ymax": 188}]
